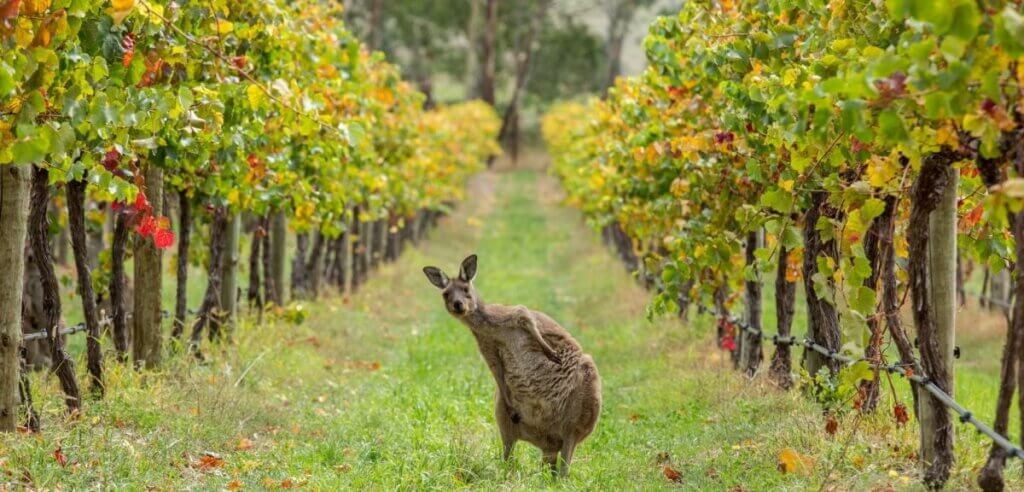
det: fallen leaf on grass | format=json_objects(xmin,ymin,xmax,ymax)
[
  {"xmin": 663, "ymin": 465, "xmax": 682, "ymax": 482},
  {"xmin": 53, "ymin": 446, "xmax": 68, "ymax": 467},
  {"xmin": 193, "ymin": 453, "xmax": 225, "ymax": 470},
  {"xmin": 655, "ymin": 451, "xmax": 670, "ymax": 464},
  {"xmin": 777, "ymin": 448, "xmax": 814, "ymax": 475},
  {"xmin": 236, "ymin": 438, "xmax": 254, "ymax": 451},
  {"xmin": 851, "ymin": 455, "xmax": 866, "ymax": 470},
  {"xmin": 226, "ymin": 479, "xmax": 243, "ymax": 490},
  {"xmin": 825, "ymin": 415, "xmax": 838, "ymax": 436}
]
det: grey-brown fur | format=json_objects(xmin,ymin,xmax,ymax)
[{"xmin": 423, "ymin": 255, "xmax": 601, "ymax": 476}]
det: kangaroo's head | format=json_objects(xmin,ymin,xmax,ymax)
[{"xmin": 423, "ymin": 254, "xmax": 479, "ymax": 317}]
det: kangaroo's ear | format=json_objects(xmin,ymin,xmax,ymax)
[
  {"xmin": 459, "ymin": 254, "xmax": 478, "ymax": 282},
  {"xmin": 423, "ymin": 267, "xmax": 450, "ymax": 289}
]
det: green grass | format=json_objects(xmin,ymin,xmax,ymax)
[{"xmin": 3, "ymin": 166, "xmax": 1020, "ymax": 490}]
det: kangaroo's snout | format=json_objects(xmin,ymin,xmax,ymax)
[{"xmin": 452, "ymin": 300, "xmax": 466, "ymax": 314}]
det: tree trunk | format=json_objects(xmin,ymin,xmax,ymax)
[
  {"xmin": 132, "ymin": 167, "xmax": 164, "ymax": 370},
  {"xmin": 67, "ymin": 177, "xmax": 103, "ymax": 396},
  {"xmin": 18, "ymin": 346, "xmax": 39, "ymax": 431},
  {"xmin": 261, "ymin": 215, "xmax": 277, "ymax": 306},
  {"xmin": 602, "ymin": 1, "xmax": 635, "ymax": 92},
  {"xmin": 464, "ymin": 0, "xmax": 481, "ymax": 98},
  {"xmin": 860, "ymin": 196, "xmax": 896, "ymax": 412},
  {"xmin": 769, "ymin": 245, "xmax": 796, "ymax": 390},
  {"xmin": 479, "ymin": 0, "xmax": 498, "ymax": 106},
  {"xmin": 367, "ymin": 0, "xmax": 384, "ymax": 51},
  {"xmin": 880, "ymin": 196, "xmax": 921, "ymax": 419},
  {"xmin": 342, "ymin": 221, "xmax": 353, "ymax": 295},
  {"xmin": 214, "ymin": 212, "xmax": 241, "ymax": 339},
  {"xmin": 363, "ymin": 218, "xmax": 375, "ymax": 277},
  {"xmin": 981, "ymin": 267, "xmax": 990, "ymax": 309},
  {"xmin": 291, "ymin": 232, "xmax": 309, "ymax": 299},
  {"xmin": 172, "ymin": 190, "xmax": 191, "ymax": 339},
  {"xmin": 247, "ymin": 226, "xmax": 263, "ymax": 314},
  {"xmin": 908, "ymin": 151, "xmax": 958, "ymax": 488},
  {"xmin": 110, "ymin": 209, "xmax": 130, "ymax": 361},
  {"xmin": 29, "ymin": 166, "xmax": 81, "ymax": 412},
  {"xmin": 802, "ymin": 191, "xmax": 842, "ymax": 376},
  {"xmin": 740, "ymin": 230, "xmax": 763, "ymax": 376},
  {"xmin": 496, "ymin": 0, "xmax": 550, "ymax": 155},
  {"xmin": 0, "ymin": 164, "xmax": 31, "ymax": 431},
  {"xmin": 270, "ymin": 210, "xmax": 287, "ymax": 305},
  {"xmin": 977, "ymin": 136, "xmax": 1023, "ymax": 492},
  {"xmin": 306, "ymin": 230, "xmax": 326, "ymax": 299},
  {"xmin": 190, "ymin": 209, "xmax": 228, "ymax": 355}
]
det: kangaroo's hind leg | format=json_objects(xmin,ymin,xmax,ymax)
[
  {"xmin": 495, "ymin": 392, "xmax": 517, "ymax": 461},
  {"xmin": 558, "ymin": 439, "xmax": 577, "ymax": 477}
]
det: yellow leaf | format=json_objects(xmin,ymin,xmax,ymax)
[
  {"xmin": 109, "ymin": 0, "xmax": 134, "ymax": 24},
  {"xmin": 23, "ymin": 0, "xmax": 51, "ymax": 16},
  {"xmin": 213, "ymin": 19, "xmax": 234, "ymax": 34},
  {"xmin": 777, "ymin": 447, "xmax": 814, "ymax": 475},
  {"xmin": 866, "ymin": 155, "xmax": 897, "ymax": 188},
  {"xmin": 246, "ymin": 84, "xmax": 265, "ymax": 108},
  {"xmin": 779, "ymin": 179, "xmax": 794, "ymax": 192},
  {"xmin": 935, "ymin": 125, "xmax": 958, "ymax": 147}
]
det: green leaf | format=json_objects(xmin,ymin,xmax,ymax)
[
  {"xmin": 860, "ymin": 198, "xmax": 886, "ymax": 223},
  {"xmin": 878, "ymin": 110, "xmax": 909, "ymax": 144}
]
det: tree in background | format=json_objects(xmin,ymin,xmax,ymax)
[{"xmin": 343, "ymin": 0, "xmax": 647, "ymax": 157}]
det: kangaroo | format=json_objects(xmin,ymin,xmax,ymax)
[{"xmin": 423, "ymin": 254, "xmax": 601, "ymax": 476}]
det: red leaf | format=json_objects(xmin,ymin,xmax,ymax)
[
  {"xmin": 54, "ymin": 445, "xmax": 68, "ymax": 467},
  {"xmin": 134, "ymin": 192, "xmax": 151, "ymax": 214},
  {"xmin": 154, "ymin": 228, "xmax": 175, "ymax": 249},
  {"xmin": 0, "ymin": 0, "xmax": 20, "ymax": 29},
  {"xmin": 893, "ymin": 404, "xmax": 909, "ymax": 427},
  {"xmin": 136, "ymin": 215, "xmax": 157, "ymax": 237},
  {"xmin": 663, "ymin": 465, "xmax": 682, "ymax": 482},
  {"xmin": 102, "ymin": 149, "xmax": 121, "ymax": 172},
  {"xmin": 721, "ymin": 335, "xmax": 736, "ymax": 352},
  {"xmin": 121, "ymin": 33, "xmax": 135, "ymax": 68}
]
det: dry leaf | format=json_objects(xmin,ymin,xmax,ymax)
[
  {"xmin": 193, "ymin": 453, "xmax": 225, "ymax": 470},
  {"xmin": 893, "ymin": 403, "xmax": 909, "ymax": 427},
  {"xmin": 53, "ymin": 446, "xmax": 68, "ymax": 467},
  {"xmin": 226, "ymin": 479, "xmax": 243, "ymax": 490},
  {"xmin": 825, "ymin": 415, "xmax": 838, "ymax": 436},
  {"xmin": 777, "ymin": 447, "xmax": 814, "ymax": 475},
  {"xmin": 663, "ymin": 465, "xmax": 682, "ymax": 482},
  {"xmin": 236, "ymin": 438, "xmax": 254, "ymax": 451}
]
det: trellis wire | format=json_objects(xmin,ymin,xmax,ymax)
[
  {"xmin": 724, "ymin": 315, "xmax": 1024, "ymax": 461},
  {"xmin": 22, "ymin": 309, "xmax": 194, "ymax": 342}
]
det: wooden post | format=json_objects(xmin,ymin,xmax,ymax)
[
  {"xmin": 908, "ymin": 151, "xmax": 957, "ymax": 488},
  {"xmin": 133, "ymin": 166, "xmax": 164, "ymax": 369},
  {"xmin": 0, "ymin": 164, "xmax": 31, "ymax": 431}
]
